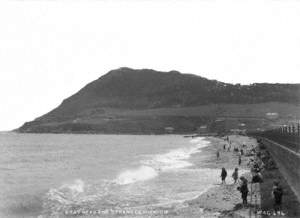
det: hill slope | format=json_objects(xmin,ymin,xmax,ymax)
[{"xmin": 18, "ymin": 68, "xmax": 300, "ymax": 134}]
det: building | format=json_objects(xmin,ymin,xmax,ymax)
[
  {"xmin": 197, "ymin": 125, "xmax": 208, "ymax": 134},
  {"xmin": 164, "ymin": 127, "xmax": 174, "ymax": 134},
  {"xmin": 230, "ymin": 129, "xmax": 246, "ymax": 135},
  {"xmin": 266, "ymin": 112, "xmax": 279, "ymax": 120}
]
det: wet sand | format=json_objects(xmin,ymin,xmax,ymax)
[
  {"xmin": 116, "ymin": 135, "xmax": 299, "ymax": 218},
  {"xmin": 100, "ymin": 135, "xmax": 260, "ymax": 218},
  {"xmin": 74, "ymin": 135, "xmax": 298, "ymax": 218},
  {"xmin": 184, "ymin": 135, "xmax": 260, "ymax": 217},
  {"xmin": 183, "ymin": 135, "xmax": 300, "ymax": 218}
]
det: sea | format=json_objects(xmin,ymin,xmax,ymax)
[{"xmin": 0, "ymin": 133, "xmax": 223, "ymax": 218}]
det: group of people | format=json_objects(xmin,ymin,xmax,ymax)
[
  {"xmin": 220, "ymin": 167, "xmax": 251, "ymax": 206},
  {"xmin": 223, "ymin": 138, "xmax": 250, "ymax": 206},
  {"xmin": 220, "ymin": 166, "xmax": 283, "ymax": 213},
  {"xmin": 218, "ymin": 137, "xmax": 284, "ymax": 214},
  {"xmin": 220, "ymin": 167, "xmax": 239, "ymax": 184},
  {"xmin": 219, "ymin": 140, "xmax": 244, "ymax": 166}
]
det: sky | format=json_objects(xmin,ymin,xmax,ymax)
[{"xmin": 0, "ymin": 0, "xmax": 300, "ymax": 131}]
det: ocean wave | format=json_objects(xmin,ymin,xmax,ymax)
[
  {"xmin": 45, "ymin": 179, "xmax": 87, "ymax": 206},
  {"xmin": 114, "ymin": 137, "xmax": 210, "ymax": 185},
  {"xmin": 115, "ymin": 166, "xmax": 158, "ymax": 185},
  {"xmin": 42, "ymin": 137, "xmax": 212, "ymax": 215},
  {"xmin": 143, "ymin": 137, "xmax": 210, "ymax": 171}
]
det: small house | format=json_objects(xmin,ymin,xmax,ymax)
[
  {"xmin": 164, "ymin": 127, "xmax": 174, "ymax": 134},
  {"xmin": 197, "ymin": 125, "xmax": 208, "ymax": 134},
  {"xmin": 266, "ymin": 112, "xmax": 279, "ymax": 120}
]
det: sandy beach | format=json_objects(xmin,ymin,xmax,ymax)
[
  {"xmin": 129, "ymin": 135, "xmax": 260, "ymax": 218},
  {"xmin": 73, "ymin": 135, "xmax": 260, "ymax": 218},
  {"xmin": 176, "ymin": 134, "xmax": 300, "ymax": 218},
  {"xmin": 2, "ymin": 133, "xmax": 298, "ymax": 218},
  {"xmin": 184, "ymin": 135, "xmax": 260, "ymax": 217}
]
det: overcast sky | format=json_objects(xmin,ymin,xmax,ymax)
[{"xmin": 0, "ymin": 0, "xmax": 300, "ymax": 131}]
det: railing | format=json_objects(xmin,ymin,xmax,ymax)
[{"xmin": 251, "ymin": 123, "xmax": 300, "ymax": 152}]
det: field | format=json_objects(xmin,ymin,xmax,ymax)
[{"xmin": 19, "ymin": 102, "xmax": 300, "ymax": 134}]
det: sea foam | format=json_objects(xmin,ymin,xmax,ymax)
[
  {"xmin": 115, "ymin": 166, "xmax": 158, "ymax": 185},
  {"xmin": 115, "ymin": 137, "xmax": 210, "ymax": 185},
  {"xmin": 144, "ymin": 137, "xmax": 210, "ymax": 171},
  {"xmin": 45, "ymin": 179, "xmax": 86, "ymax": 205}
]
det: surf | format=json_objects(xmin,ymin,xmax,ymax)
[
  {"xmin": 42, "ymin": 136, "xmax": 212, "ymax": 217},
  {"xmin": 143, "ymin": 137, "xmax": 210, "ymax": 171},
  {"xmin": 115, "ymin": 137, "xmax": 211, "ymax": 185},
  {"xmin": 115, "ymin": 166, "xmax": 158, "ymax": 185}
]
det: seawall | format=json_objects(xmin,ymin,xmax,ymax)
[{"xmin": 259, "ymin": 137, "xmax": 300, "ymax": 202}]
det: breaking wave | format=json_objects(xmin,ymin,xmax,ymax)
[
  {"xmin": 115, "ymin": 137, "xmax": 210, "ymax": 184},
  {"xmin": 42, "ymin": 137, "xmax": 211, "ymax": 216},
  {"xmin": 115, "ymin": 166, "xmax": 158, "ymax": 185}
]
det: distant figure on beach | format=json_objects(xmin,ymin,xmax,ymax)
[
  {"xmin": 237, "ymin": 176, "xmax": 248, "ymax": 206},
  {"xmin": 240, "ymin": 149, "xmax": 244, "ymax": 156},
  {"xmin": 223, "ymin": 144, "xmax": 226, "ymax": 150},
  {"xmin": 227, "ymin": 144, "xmax": 231, "ymax": 152},
  {"xmin": 238, "ymin": 155, "xmax": 242, "ymax": 165},
  {"xmin": 252, "ymin": 171, "xmax": 263, "ymax": 183},
  {"xmin": 232, "ymin": 168, "xmax": 239, "ymax": 184},
  {"xmin": 272, "ymin": 181, "xmax": 283, "ymax": 214},
  {"xmin": 216, "ymin": 150, "xmax": 220, "ymax": 159},
  {"xmin": 221, "ymin": 168, "xmax": 227, "ymax": 184}
]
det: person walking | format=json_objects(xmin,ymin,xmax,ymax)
[
  {"xmin": 237, "ymin": 176, "xmax": 249, "ymax": 206},
  {"xmin": 272, "ymin": 181, "xmax": 283, "ymax": 214},
  {"xmin": 232, "ymin": 168, "xmax": 239, "ymax": 184},
  {"xmin": 240, "ymin": 149, "xmax": 244, "ymax": 156},
  {"xmin": 238, "ymin": 155, "xmax": 242, "ymax": 166},
  {"xmin": 221, "ymin": 167, "xmax": 227, "ymax": 184},
  {"xmin": 216, "ymin": 150, "xmax": 220, "ymax": 159}
]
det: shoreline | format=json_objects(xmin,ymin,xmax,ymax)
[
  {"xmin": 2, "ymin": 133, "xmax": 298, "ymax": 218},
  {"xmin": 180, "ymin": 134, "xmax": 300, "ymax": 218},
  {"xmin": 146, "ymin": 135, "xmax": 258, "ymax": 218},
  {"xmin": 182, "ymin": 135, "xmax": 259, "ymax": 217}
]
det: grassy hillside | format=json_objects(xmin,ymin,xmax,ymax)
[
  {"xmin": 18, "ymin": 102, "xmax": 300, "ymax": 134},
  {"xmin": 18, "ymin": 68, "xmax": 300, "ymax": 133}
]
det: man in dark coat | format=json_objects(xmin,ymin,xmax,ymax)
[
  {"xmin": 272, "ymin": 181, "xmax": 283, "ymax": 214},
  {"xmin": 221, "ymin": 167, "xmax": 227, "ymax": 184},
  {"xmin": 237, "ymin": 176, "xmax": 249, "ymax": 206}
]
